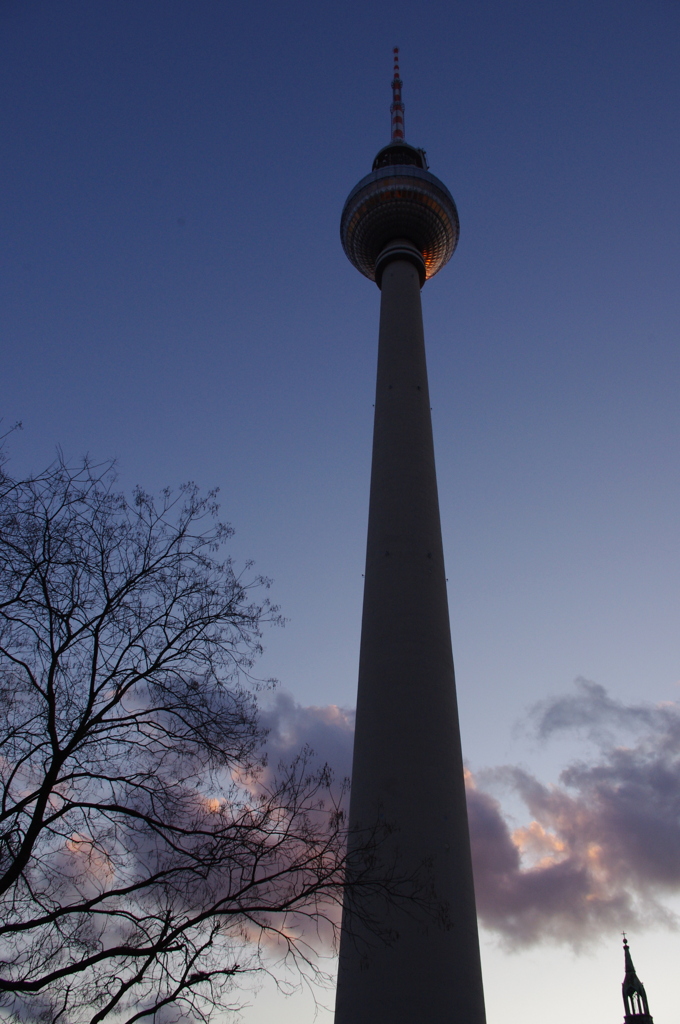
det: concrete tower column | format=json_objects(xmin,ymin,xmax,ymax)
[
  {"xmin": 334, "ymin": 245, "xmax": 486, "ymax": 1024},
  {"xmin": 334, "ymin": 52, "xmax": 486, "ymax": 1024}
]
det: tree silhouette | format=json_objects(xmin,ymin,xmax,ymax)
[{"xmin": 0, "ymin": 456, "xmax": 354, "ymax": 1024}]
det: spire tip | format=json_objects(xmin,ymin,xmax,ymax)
[{"xmin": 390, "ymin": 47, "xmax": 404, "ymax": 141}]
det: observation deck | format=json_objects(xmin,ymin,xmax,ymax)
[{"xmin": 340, "ymin": 141, "xmax": 459, "ymax": 286}]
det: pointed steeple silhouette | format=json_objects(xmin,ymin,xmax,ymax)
[{"xmin": 622, "ymin": 935, "xmax": 653, "ymax": 1024}]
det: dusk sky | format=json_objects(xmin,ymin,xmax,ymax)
[{"xmin": 2, "ymin": 2, "xmax": 680, "ymax": 1022}]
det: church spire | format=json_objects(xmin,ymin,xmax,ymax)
[{"xmin": 622, "ymin": 935, "xmax": 653, "ymax": 1024}]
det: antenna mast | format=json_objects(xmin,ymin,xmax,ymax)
[{"xmin": 390, "ymin": 47, "xmax": 404, "ymax": 141}]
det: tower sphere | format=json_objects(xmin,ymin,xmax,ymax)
[{"xmin": 340, "ymin": 140, "xmax": 460, "ymax": 286}]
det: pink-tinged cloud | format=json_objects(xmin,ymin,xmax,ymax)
[{"xmin": 261, "ymin": 682, "xmax": 680, "ymax": 946}]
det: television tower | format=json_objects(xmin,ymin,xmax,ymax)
[{"xmin": 334, "ymin": 51, "xmax": 487, "ymax": 1024}]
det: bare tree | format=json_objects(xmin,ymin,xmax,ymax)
[{"xmin": 0, "ymin": 456, "xmax": 354, "ymax": 1024}]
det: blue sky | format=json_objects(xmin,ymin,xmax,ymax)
[{"xmin": 1, "ymin": 2, "xmax": 679, "ymax": 1022}]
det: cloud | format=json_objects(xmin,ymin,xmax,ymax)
[
  {"xmin": 467, "ymin": 774, "xmax": 636, "ymax": 946},
  {"xmin": 530, "ymin": 678, "xmax": 680, "ymax": 746},
  {"xmin": 466, "ymin": 680, "xmax": 680, "ymax": 945},
  {"xmin": 260, "ymin": 683, "xmax": 680, "ymax": 947},
  {"xmin": 258, "ymin": 692, "xmax": 355, "ymax": 784}
]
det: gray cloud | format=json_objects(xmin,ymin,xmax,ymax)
[
  {"xmin": 259, "ymin": 684, "xmax": 680, "ymax": 947},
  {"xmin": 258, "ymin": 692, "xmax": 355, "ymax": 783},
  {"xmin": 530, "ymin": 677, "xmax": 680, "ymax": 746}
]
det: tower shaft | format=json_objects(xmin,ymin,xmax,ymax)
[{"xmin": 334, "ymin": 256, "xmax": 486, "ymax": 1024}]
